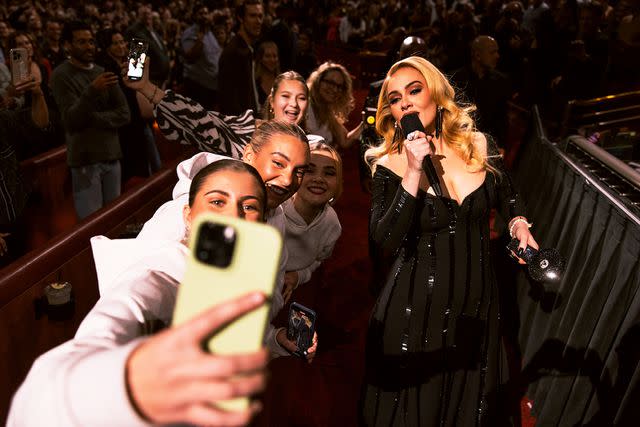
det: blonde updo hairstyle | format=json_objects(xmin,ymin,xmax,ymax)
[{"xmin": 365, "ymin": 56, "xmax": 496, "ymax": 175}]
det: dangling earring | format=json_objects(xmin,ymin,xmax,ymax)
[
  {"xmin": 435, "ymin": 106, "xmax": 443, "ymax": 139},
  {"xmin": 182, "ymin": 224, "xmax": 190, "ymax": 245},
  {"xmin": 394, "ymin": 121, "xmax": 402, "ymax": 154},
  {"xmin": 328, "ymin": 197, "xmax": 335, "ymax": 205}
]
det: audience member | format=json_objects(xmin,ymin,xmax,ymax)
[
  {"xmin": 306, "ymin": 61, "xmax": 362, "ymax": 149},
  {"xmin": 41, "ymin": 19, "xmax": 66, "ymax": 71},
  {"xmin": 7, "ymin": 160, "xmax": 274, "ymax": 427},
  {"xmin": 282, "ymin": 141, "xmax": 343, "ymax": 303},
  {"xmin": 495, "ymin": 1, "xmax": 532, "ymax": 97},
  {"xmin": 603, "ymin": 0, "xmax": 640, "ymax": 93},
  {"xmin": 263, "ymin": 2, "xmax": 296, "ymax": 71},
  {"xmin": 181, "ymin": 2, "xmax": 222, "ymax": 110},
  {"xmin": 136, "ymin": 122, "xmax": 314, "ymax": 357},
  {"xmin": 293, "ymin": 29, "xmax": 318, "ymax": 79},
  {"xmin": 127, "ymin": 57, "xmax": 315, "ymax": 158},
  {"xmin": 0, "ymin": 20, "xmax": 9, "ymax": 64},
  {"xmin": 7, "ymin": 32, "xmax": 45, "ymax": 91},
  {"xmin": 96, "ymin": 28, "xmax": 159, "ymax": 182},
  {"xmin": 255, "ymin": 40, "xmax": 280, "ymax": 106},
  {"xmin": 0, "ymin": 77, "xmax": 49, "ymax": 267},
  {"xmin": 212, "ymin": 11, "xmax": 230, "ymax": 47},
  {"xmin": 218, "ymin": 0, "xmax": 264, "ymax": 116},
  {"xmin": 451, "ymin": 35, "xmax": 512, "ymax": 147},
  {"xmin": 25, "ymin": 11, "xmax": 43, "ymax": 45},
  {"xmin": 338, "ymin": 3, "xmax": 365, "ymax": 47},
  {"xmin": 126, "ymin": 4, "xmax": 170, "ymax": 86},
  {"xmin": 51, "ymin": 21, "xmax": 130, "ymax": 220}
]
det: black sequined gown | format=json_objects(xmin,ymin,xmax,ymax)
[{"xmin": 362, "ymin": 152, "xmax": 524, "ymax": 426}]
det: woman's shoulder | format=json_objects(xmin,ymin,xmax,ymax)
[
  {"xmin": 472, "ymin": 131, "xmax": 488, "ymax": 157},
  {"xmin": 374, "ymin": 153, "xmax": 404, "ymax": 178}
]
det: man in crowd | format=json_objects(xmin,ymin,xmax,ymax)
[
  {"xmin": 51, "ymin": 21, "xmax": 130, "ymax": 220},
  {"xmin": 181, "ymin": 2, "xmax": 222, "ymax": 109},
  {"xmin": 0, "ymin": 78, "xmax": 49, "ymax": 266},
  {"xmin": 218, "ymin": 0, "xmax": 264, "ymax": 115},
  {"xmin": 42, "ymin": 19, "xmax": 66, "ymax": 70},
  {"xmin": 451, "ymin": 35, "xmax": 512, "ymax": 147}
]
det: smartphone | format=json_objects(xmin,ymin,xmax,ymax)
[
  {"xmin": 126, "ymin": 38, "xmax": 148, "ymax": 81},
  {"xmin": 10, "ymin": 48, "xmax": 29, "ymax": 86},
  {"xmin": 172, "ymin": 212, "xmax": 282, "ymax": 411},
  {"xmin": 286, "ymin": 302, "xmax": 317, "ymax": 357}
]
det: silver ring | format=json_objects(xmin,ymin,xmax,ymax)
[{"xmin": 408, "ymin": 133, "xmax": 414, "ymax": 141}]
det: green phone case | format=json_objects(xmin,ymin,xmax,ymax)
[{"xmin": 172, "ymin": 212, "xmax": 282, "ymax": 411}]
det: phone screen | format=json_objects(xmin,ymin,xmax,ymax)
[
  {"xmin": 127, "ymin": 39, "xmax": 148, "ymax": 81},
  {"xmin": 287, "ymin": 302, "xmax": 316, "ymax": 356}
]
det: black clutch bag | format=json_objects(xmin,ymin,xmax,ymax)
[{"xmin": 506, "ymin": 238, "xmax": 566, "ymax": 284}]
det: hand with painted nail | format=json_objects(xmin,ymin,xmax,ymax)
[
  {"xmin": 126, "ymin": 292, "xmax": 269, "ymax": 426},
  {"xmin": 511, "ymin": 223, "xmax": 538, "ymax": 265},
  {"xmin": 403, "ymin": 130, "xmax": 433, "ymax": 173}
]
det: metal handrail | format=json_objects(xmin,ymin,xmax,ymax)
[
  {"xmin": 577, "ymin": 105, "xmax": 640, "ymax": 120},
  {"xmin": 566, "ymin": 135, "xmax": 640, "ymax": 188},
  {"xmin": 547, "ymin": 137, "xmax": 640, "ymax": 227},
  {"xmin": 566, "ymin": 90, "xmax": 640, "ymax": 108}
]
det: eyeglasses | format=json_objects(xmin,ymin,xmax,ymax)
[{"xmin": 321, "ymin": 78, "xmax": 346, "ymax": 92}]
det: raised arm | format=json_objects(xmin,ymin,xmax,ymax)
[
  {"xmin": 123, "ymin": 57, "xmax": 254, "ymax": 158},
  {"xmin": 7, "ymin": 271, "xmax": 268, "ymax": 427}
]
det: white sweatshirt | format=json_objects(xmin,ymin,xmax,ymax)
[
  {"xmin": 7, "ymin": 235, "xmax": 289, "ymax": 427},
  {"xmin": 283, "ymin": 199, "xmax": 341, "ymax": 286},
  {"xmin": 7, "ymin": 241, "xmax": 186, "ymax": 427},
  {"xmin": 136, "ymin": 152, "xmax": 288, "ymax": 321}
]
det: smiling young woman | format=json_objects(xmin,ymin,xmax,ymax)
[
  {"xmin": 7, "ymin": 160, "xmax": 272, "ymax": 427},
  {"xmin": 306, "ymin": 61, "xmax": 363, "ymax": 149},
  {"xmin": 124, "ymin": 59, "xmax": 320, "ymax": 159}
]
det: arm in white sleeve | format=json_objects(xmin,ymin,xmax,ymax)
[{"xmin": 7, "ymin": 269, "xmax": 177, "ymax": 427}]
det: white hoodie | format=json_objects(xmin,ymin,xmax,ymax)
[
  {"xmin": 137, "ymin": 152, "xmax": 288, "ymax": 336},
  {"xmin": 7, "ymin": 240, "xmax": 186, "ymax": 427},
  {"xmin": 7, "ymin": 235, "xmax": 289, "ymax": 427},
  {"xmin": 283, "ymin": 199, "xmax": 341, "ymax": 286}
]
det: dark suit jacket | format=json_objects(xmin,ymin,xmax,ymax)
[
  {"xmin": 450, "ymin": 66, "xmax": 511, "ymax": 147},
  {"xmin": 125, "ymin": 23, "xmax": 170, "ymax": 85},
  {"xmin": 218, "ymin": 35, "xmax": 258, "ymax": 116}
]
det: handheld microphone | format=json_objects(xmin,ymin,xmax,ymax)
[{"xmin": 400, "ymin": 112, "xmax": 443, "ymax": 197}]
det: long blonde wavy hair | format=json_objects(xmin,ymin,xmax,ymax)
[
  {"xmin": 307, "ymin": 62, "xmax": 355, "ymax": 146},
  {"xmin": 365, "ymin": 56, "xmax": 497, "ymax": 175}
]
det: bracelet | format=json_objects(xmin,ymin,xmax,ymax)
[
  {"xmin": 509, "ymin": 216, "xmax": 532, "ymax": 238},
  {"xmin": 146, "ymin": 85, "xmax": 159, "ymax": 103}
]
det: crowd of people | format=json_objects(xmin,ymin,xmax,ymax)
[{"xmin": 1, "ymin": 0, "xmax": 639, "ymax": 425}]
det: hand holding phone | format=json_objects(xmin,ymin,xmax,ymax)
[
  {"xmin": 127, "ymin": 38, "xmax": 148, "ymax": 81},
  {"xmin": 127, "ymin": 292, "xmax": 268, "ymax": 426},
  {"xmin": 172, "ymin": 213, "xmax": 282, "ymax": 411},
  {"xmin": 10, "ymin": 48, "xmax": 29, "ymax": 86},
  {"xmin": 90, "ymin": 72, "xmax": 119, "ymax": 91},
  {"xmin": 286, "ymin": 302, "xmax": 317, "ymax": 358}
]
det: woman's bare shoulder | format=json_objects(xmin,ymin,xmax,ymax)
[
  {"xmin": 375, "ymin": 152, "xmax": 405, "ymax": 177},
  {"xmin": 472, "ymin": 132, "xmax": 488, "ymax": 157}
]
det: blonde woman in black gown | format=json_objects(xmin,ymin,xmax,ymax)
[{"xmin": 362, "ymin": 56, "xmax": 538, "ymax": 426}]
